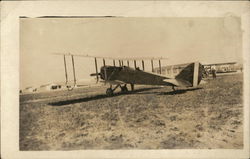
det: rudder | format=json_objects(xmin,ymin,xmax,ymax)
[{"xmin": 175, "ymin": 62, "xmax": 203, "ymax": 87}]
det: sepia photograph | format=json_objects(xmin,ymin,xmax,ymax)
[
  {"xmin": 19, "ymin": 16, "xmax": 244, "ymax": 150},
  {"xmin": 1, "ymin": 1, "xmax": 250, "ymax": 159}
]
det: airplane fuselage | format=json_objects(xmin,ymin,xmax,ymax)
[{"xmin": 99, "ymin": 66, "xmax": 174, "ymax": 86}]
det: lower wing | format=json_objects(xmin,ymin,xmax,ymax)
[{"xmin": 100, "ymin": 80, "xmax": 125, "ymax": 85}]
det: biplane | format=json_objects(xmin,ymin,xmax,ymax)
[
  {"xmin": 54, "ymin": 53, "xmax": 204, "ymax": 96},
  {"xmin": 203, "ymin": 62, "xmax": 238, "ymax": 74}
]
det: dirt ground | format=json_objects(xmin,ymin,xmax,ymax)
[{"xmin": 20, "ymin": 73, "xmax": 243, "ymax": 150}]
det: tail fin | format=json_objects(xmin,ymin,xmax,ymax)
[{"xmin": 175, "ymin": 62, "xmax": 203, "ymax": 87}]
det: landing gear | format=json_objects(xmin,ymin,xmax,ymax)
[
  {"xmin": 106, "ymin": 88, "xmax": 114, "ymax": 96},
  {"xmin": 130, "ymin": 84, "xmax": 134, "ymax": 91},
  {"xmin": 120, "ymin": 84, "xmax": 128, "ymax": 93},
  {"xmin": 172, "ymin": 86, "xmax": 176, "ymax": 91},
  {"xmin": 106, "ymin": 84, "xmax": 129, "ymax": 96}
]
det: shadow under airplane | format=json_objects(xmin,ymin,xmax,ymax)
[
  {"xmin": 158, "ymin": 87, "xmax": 203, "ymax": 95},
  {"xmin": 134, "ymin": 87, "xmax": 203, "ymax": 96},
  {"xmin": 49, "ymin": 87, "xmax": 161, "ymax": 106}
]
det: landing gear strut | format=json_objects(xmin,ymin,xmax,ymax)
[
  {"xmin": 130, "ymin": 83, "xmax": 134, "ymax": 91},
  {"xmin": 120, "ymin": 84, "xmax": 128, "ymax": 92},
  {"xmin": 172, "ymin": 86, "xmax": 176, "ymax": 91},
  {"xmin": 106, "ymin": 88, "xmax": 113, "ymax": 96}
]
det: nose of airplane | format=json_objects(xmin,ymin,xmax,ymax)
[{"xmin": 100, "ymin": 66, "xmax": 110, "ymax": 80}]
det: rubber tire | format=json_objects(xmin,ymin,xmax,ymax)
[{"xmin": 121, "ymin": 86, "xmax": 128, "ymax": 93}]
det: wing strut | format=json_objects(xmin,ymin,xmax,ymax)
[
  {"xmin": 71, "ymin": 55, "xmax": 77, "ymax": 86},
  {"xmin": 119, "ymin": 60, "xmax": 122, "ymax": 67},
  {"xmin": 113, "ymin": 60, "xmax": 116, "ymax": 66},
  {"xmin": 134, "ymin": 60, "xmax": 137, "ymax": 69},
  {"xmin": 127, "ymin": 60, "xmax": 129, "ymax": 67},
  {"xmin": 103, "ymin": 58, "xmax": 106, "ymax": 66},
  {"xmin": 63, "ymin": 55, "xmax": 68, "ymax": 85},
  {"xmin": 151, "ymin": 60, "xmax": 154, "ymax": 72},
  {"xmin": 94, "ymin": 57, "xmax": 99, "ymax": 83},
  {"xmin": 142, "ymin": 60, "xmax": 145, "ymax": 71},
  {"xmin": 159, "ymin": 60, "xmax": 162, "ymax": 74}
]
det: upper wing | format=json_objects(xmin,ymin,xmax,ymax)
[
  {"xmin": 53, "ymin": 53, "xmax": 169, "ymax": 85},
  {"xmin": 53, "ymin": 53, "xmax": 168, "ymax": 61}
]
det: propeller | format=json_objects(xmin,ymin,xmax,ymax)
[
  {"xmin": 91, "ymin": 58, "xmax": 108, "ymax": 84},
  {"xmin": 90, "ymin": 72, "xmax": 101, "ymax": 83},
  {"xmin": 94, "ymin": 57, "xmax": 99, "ymax": 83},
  {"xmin": 90, "ymin": 73, "xmax": 101, "ymax": 76}
]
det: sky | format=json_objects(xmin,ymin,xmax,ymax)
[{"xmin": 20, "ymin": 17, "xmax": 242, "ymax": 89}]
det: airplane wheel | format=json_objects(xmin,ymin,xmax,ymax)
[{"xmin": 106, "ymin": 88, "xmax": 113, "ymax": 96}]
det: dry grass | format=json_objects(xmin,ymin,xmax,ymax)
[{"xmin": 20, "ymin": 73, "xmax": 243, "ymax": 150}]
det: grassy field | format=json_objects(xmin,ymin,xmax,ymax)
[{"xmin": 20, "ymin": 73, "xmax": 243, "ymax": 150}]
